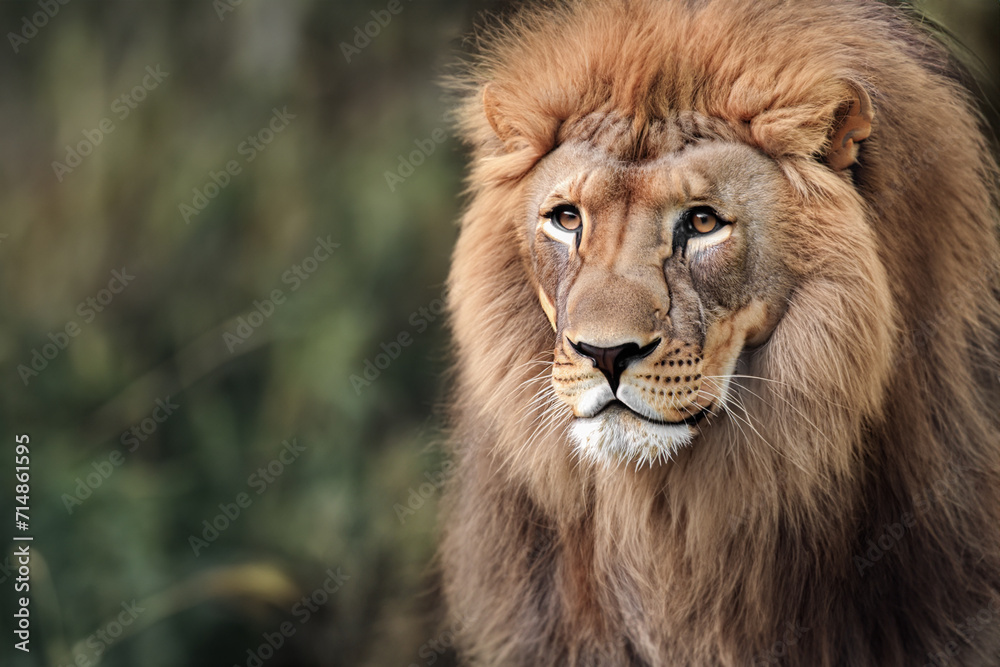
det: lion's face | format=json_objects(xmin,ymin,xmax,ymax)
[{"xmin": 526, "ymin": 122, "xmax": 797, "ymax": 464}]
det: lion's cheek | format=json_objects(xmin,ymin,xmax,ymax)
[{"xmin": 697, "ymin": 300, "xmax": 772, "ymax": 405}]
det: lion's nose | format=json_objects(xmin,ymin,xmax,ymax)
[{"xmin": 570, "ymin": 339, "xmax": 660, "ymax": 393}]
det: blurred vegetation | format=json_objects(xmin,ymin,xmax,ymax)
[{"xmin": 0, "ymin": 1, "xmax": 996, "ymax": 666}]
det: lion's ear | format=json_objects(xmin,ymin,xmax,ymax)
[
  {"xmin": 483, "ymin": 84, "xmax": 519, "ymax": 147},
  {"xmin": 481, "ymin": 83, "xmax": 561, "ymax": 158},
  {"xmin": 826, "ymin": 83, "xmax": 874, "ymax": 170}
]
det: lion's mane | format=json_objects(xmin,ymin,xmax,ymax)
[{"xmin": 441, "ymin": 1, "xmax": 1000, "ymax": 665}]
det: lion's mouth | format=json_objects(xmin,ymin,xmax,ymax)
[
  {"xmin": 568, "ymin": 398, "xmax": 710, "ymax": 466},
  {"xmin": 595, "ymin": 400, "xmax": 711, "ymax": 427}
]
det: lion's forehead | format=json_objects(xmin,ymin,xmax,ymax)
[
  {"xmin": 557, "ymin": 110, "xmax": 744, "ymax": 162},
  {"xmin": 546, "ymin": 137, "xmax": 764, "ymax": 225}
]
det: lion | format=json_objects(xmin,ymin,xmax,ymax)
[{"xmin": 439, "ymin": 0, "xmax": 1000, "ymax": 665}]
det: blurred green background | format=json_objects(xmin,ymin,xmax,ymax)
[{"xmin": 0, "ymin": 1, "xmax": 996, "ymax": 666}]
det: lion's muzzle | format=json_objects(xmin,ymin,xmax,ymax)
[{"xmin": 556, "ymin": 334, "xmax": 715, "ymax": 424}]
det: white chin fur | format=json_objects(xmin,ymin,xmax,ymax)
[{"xmin": 569, "ymin": 410, "xmax": 693, "ymax": 468}]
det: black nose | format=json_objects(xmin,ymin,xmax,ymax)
[{"xmin": 570, "ymin": 339, "xmax": 660, "ymax": 393}]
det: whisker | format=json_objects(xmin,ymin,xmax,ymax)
[
  {"xmin": 723, "ymin": 378, "xmax": 838, "ymax": 453},
  {"xmin": 699, "ymin": 385, "xmax": 815, "ymax": 478}
]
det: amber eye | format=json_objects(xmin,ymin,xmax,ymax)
[
  {"xmin": 549, "ymin": 205, "xmax": 582, "ymax": 232},
  {"xmin": 689, "ymin": 209, "xmax": 720, "ymax": 235}
]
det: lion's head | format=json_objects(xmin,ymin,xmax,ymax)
[
  {"xmin": 448, "ymin": 0, "xmax": 905, "ymax": 477},
  {"xmin": 513, "ymin": 97, "xmax": 888, "ymax": 466},
  {"xmin": 442, "ymin": 0, "xmax": 1000, "ymax": 664}
]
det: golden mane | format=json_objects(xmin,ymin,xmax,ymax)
[{"xmin": 441, "ymin": 1, "xmax": 1000, "ymax": 664}]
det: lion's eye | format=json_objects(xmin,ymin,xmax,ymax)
[
  {"xmin": 550, "ymin": 206, "xmax": 582, "ymax": 232},
  {"xmin": 689, "ymin": 210, "xmax": 720, "ymax": 235},
  {"xmin": 675, "ymin": 206, "xmax": 732, "ymax": 255},
  {"xmin": 541, "ymin": 204, "xmax": 584, "ymax": 248}
]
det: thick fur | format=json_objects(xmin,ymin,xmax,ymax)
[{"xmin": 440, "ymin": 1, "xmax": 1000, "ymax": 665}]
